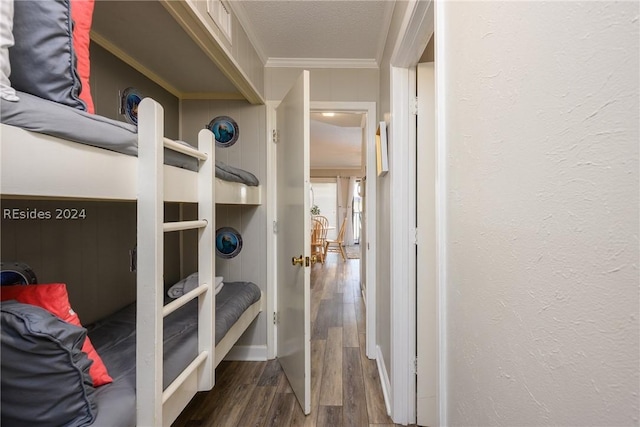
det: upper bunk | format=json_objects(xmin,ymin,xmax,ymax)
[
  {"xmin": 0, "ymin": 0, "xmax": 263, "ymax": 205},
  {"xmin": 0, "ymin": 117, "xmax": 261, "ymax": 205},
  {"xmin": 91, "ymin": 0, "xmax": 265, "ymax": 104}
]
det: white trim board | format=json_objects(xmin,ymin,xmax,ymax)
[
  {"xmin": 0, "ymin": 124, "xmax": 261, "ymax": 205},
  {"xmin": 435, "ymin": 2, "xmax": 448, "ymax": 424},
  {"xmin": 376, "ymin": 345, "xmax": 392, "ymax": 417},
  {"xmin": 266, "ymin": 101, "xmax": 278, "ymax": 359},
  {"xmin": 387, "ymin": 0, "xmax": 435, "ymax": 424},
  {"xmin": 224, "ymin": 345, "xmax": 268, "ymax": 362},
  {"xmin": 389, "ymin": 66, "xmax": 417, "ymax": 425},
  {"xmin": 265, "ymin": 57, "xmax": 378, "ymax": 69}
]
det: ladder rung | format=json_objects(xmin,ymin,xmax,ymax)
[
  {"xmin": 162, "ymin": 350, "xmax": 209, "ymax": 404},
  {"xmin": 163, "ymin": 284, "xmax": 208, "ymax": 318},
  {"xmin": 164, "ymin": 138, "xmax": 208, "ymax": 161},
  {"xmin": 163, "ymin": 220, "xmax": 207, "ymax": 233}
]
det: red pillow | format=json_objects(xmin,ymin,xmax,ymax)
[
  {"xmin": 70, "ymin": 0, "xmax": 95, "ymax": 113},
  {"xmin": 1, "ymin": 283, "xmax": 112, "ymax": 386}
]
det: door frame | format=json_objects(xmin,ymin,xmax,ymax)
[
  {"xmin": 266, "ymin": 100, "xmax": 378, "ymax": 360},
  {"xmin": 266, "ymin": 100, "xmax": 278, "ymax": 359},
  {"xmin": 388, "ymin": 0, "xmax": 436, "ymax": 424},
  {"xmin": 416, "ymin": 62, "xmax": 438, "ymax": 427},
  {"xmin": 310, "ymin": 101, "xmax": 378, "ymax": 359}
]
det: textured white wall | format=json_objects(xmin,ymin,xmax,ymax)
[{"xmin": 442, "ymin": 1, "xmax": 639, "ymax": 425}]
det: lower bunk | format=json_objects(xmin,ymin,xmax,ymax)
[{"xmin": 0, "ymin": 281, "xmax": 262, "ymax": 427}]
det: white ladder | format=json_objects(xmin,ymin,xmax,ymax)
[{"xmin": 136, "ymin": 98, "xmax": 215, "ymax": 426}]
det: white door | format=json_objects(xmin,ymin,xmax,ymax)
[
  {"xmin": 276, "ymin": 70, "xmax": 311, "ymax": 414},
  {"xmin": 417, "ymin": 62, "xmax": 438, "ymax": 426}
]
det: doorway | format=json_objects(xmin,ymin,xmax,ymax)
[
  {"xmin": 264, "ymin": 98, "xmax": 378, "ymax": 414},
  {"xmin": 310, "ymin": 101, "xmax": 377, "ymax": 360},
  {"xmin": 310, "ymin": 180, "xmax": 338, "ymax": 241}
]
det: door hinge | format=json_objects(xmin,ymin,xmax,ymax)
[
  {"xmin": 129, "ymin": 246, "xmax": 137, "ymax": 272},
  {"xmin": 272, "ymin": 129, "xmax": 280, "ymax": 143},
  {"xmin": 412, "ymin": 357, "xmax": 418, "ymax": 375},
  {"xmin": 273, "ymin": 312, "xmax": 280, "ymax": 325},
  {"xmin": 410, "ymin": 97, "xmax": 418, "ymax": 115},
  {"xmin": 273, "ymin": 220, "xmax": 278, "ymax": 234},
  {"xmin": 412, "ymin": 227, "xmax": 418, "ymax": 245}
]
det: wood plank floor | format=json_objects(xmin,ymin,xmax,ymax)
[{"xmin": 173, "ymin": 253, "xmax": 405, "ymax": 426}]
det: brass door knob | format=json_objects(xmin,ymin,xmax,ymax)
[
  {"xmin": 310, "ymin": 255, "xmax": 318, "ymax": 265},
  {"xmin": 292, "ymin": 255, "xmax": 304, "ymax": 266}
]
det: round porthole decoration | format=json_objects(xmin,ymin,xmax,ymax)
[
  {"xmin": 207, "ymin": 116, "xmax": 239, "ymax": 147},
  {"xmin": 121, "ymin": 87, "xmax": 144, "ymax": 125},
  {"xmin": 0, "ymin": 261, "xmax": 37, "ymax": 286},
  {"xmin": 215, "ymin": 227, "xmax": 243, "ymax": 259}
]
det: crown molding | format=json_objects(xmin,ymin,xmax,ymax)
[{"xmin": 265, "ymin": 57, "xmax": 379, "ymax": 69}]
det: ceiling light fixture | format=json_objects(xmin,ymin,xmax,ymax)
[{"xmin": 322, "ymin": 112, "xmax": 335, "ymax": 117}]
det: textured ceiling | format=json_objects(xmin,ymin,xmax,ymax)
[
  {"xmin": 231, "ymin": 1, "xmax": 394, "ymax": 66},
  {"xmin": 231, "ymin": 1, "xmax": 387, "ymax": 169}
]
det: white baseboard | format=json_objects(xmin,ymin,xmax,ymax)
[
  {"xmin": 376, "ymin": 345, "xmax": 392, "ymax": 417},
  {"xmin": 223, "ymin": 345, "xmax": 268, "ymax": 361}
]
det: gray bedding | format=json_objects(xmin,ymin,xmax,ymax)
[
  {"xmin": 215, "ymin": 160, "xmax": 259, "ymax": 187},
  {"xmin": 1, "ymin": 91, "xmax": 260, "ymax": 185},
  {"xmin": 86, "ymin": 281, "xmax": 261, "ymax": 427}
]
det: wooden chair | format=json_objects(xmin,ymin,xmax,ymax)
[
  {"xmin": 324, "ymin": 216, "xmax": 347, "ymax": 261},
  {"xmin": 312, "ymin": 215, "xmax": 329, "ymax": 261},
  {"xmin": 311, "ymin": 218, "xmax": 327, "ymax": 264},
  {"xmin": 313, "ymin": 215, "xmax": 329, "ymax": 231}
]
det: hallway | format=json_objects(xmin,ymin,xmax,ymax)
[{"xmin": 173, "ymin": 254, "xmax": 401, "ymax": 426}]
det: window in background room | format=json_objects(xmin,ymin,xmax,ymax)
[
  {"xmin": 310, "ymin": 180, "xmax": 337, "ymax": 240},
  {"xmin": 352, "ymin": 180, "xmax": 362, "ymax": 244}
]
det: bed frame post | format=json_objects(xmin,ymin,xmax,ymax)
[
  {"xmin": 197, "ymin": 129, "xmax": 215, "ymax": 390},
  {"xmin": 137, "ymin": 98, "xmax": 165, "ymax": 425}
]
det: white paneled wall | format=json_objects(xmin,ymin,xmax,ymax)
[
  {"xmin": 181, "ymin": 99, "xmax": 268, "ymax": 349},
  {"xmin": 1, "ymin": 200, "xmax": 139, "ymax": 324}
]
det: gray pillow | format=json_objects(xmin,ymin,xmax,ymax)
[
  {"xmin": 1, "ymin": 300, "xmax": 96, "ymax": 427},
  {"xmin": 9, "ymin": 0, "xmax": 85, "ymax": 110}
]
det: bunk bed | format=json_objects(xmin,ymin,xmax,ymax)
[
  {"xmin": 0, "ymin": 98, "xmax": 263, "ymax": 426},
  {"xmin": 1, "ymin": 0, "xmax": 265, "ymax": 423}
]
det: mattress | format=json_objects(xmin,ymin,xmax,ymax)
[
  {"xmin": 1, "ymin": 91, "xmax": 198, "ymax": 171},
  {"xmin": 1, "ymin": 91, "xmax": 260, "ymax": 186},
  {"xmin": 86, "ymin": 281, "xmax": 261, "ymax": 427}
]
